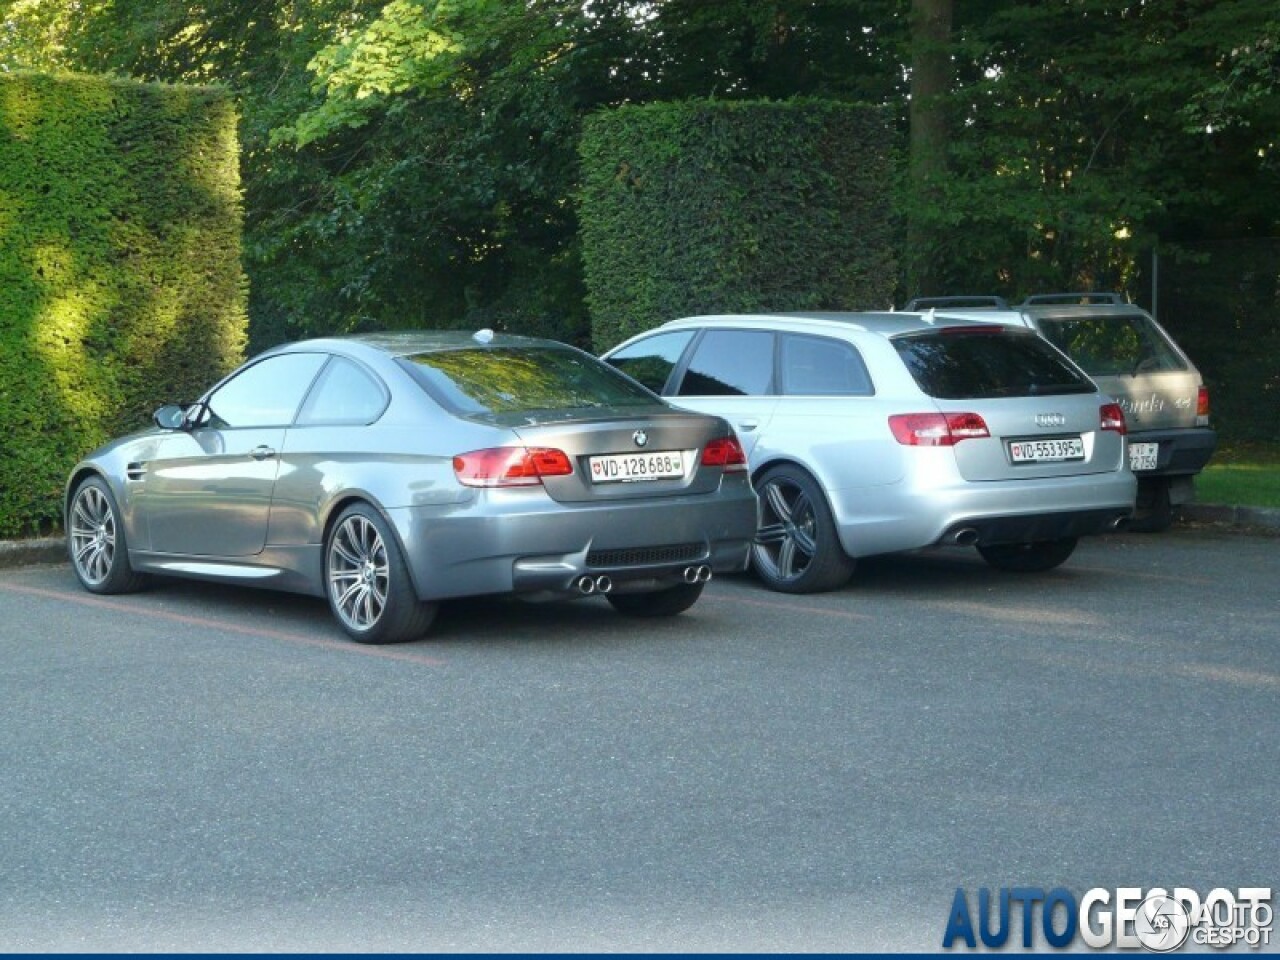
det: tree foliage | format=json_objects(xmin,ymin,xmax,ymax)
[
  {"xmin": 902, "ymin": 0, "xmax": 1280, "ymax": 298},
  {"xmin": 0, "ymin": 0, "xmax": 1274, "ymax": 350}
]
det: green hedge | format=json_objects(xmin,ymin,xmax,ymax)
[
  {"xmin": 579, "ymin": 99, "xmax": 898, "ymax": 350},
  {"xmin": 0, "ymin": 71, "xmax": 247, "ymax": 537}
]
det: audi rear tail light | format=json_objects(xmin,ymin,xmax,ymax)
[
  {"xmin": 453, "ymin": 447, "xmax": 574, "ymax": 487},
  {"xmin": 702, "ymin": 435, "xmax": 748, "ymax": 472},
  {"xmin": 888, "ymin": 412, "xmax": 990, "ymax": 447},
  {"xmin": 1099, "ymin": 403, "xmax": 1127, "ymax": 435}
]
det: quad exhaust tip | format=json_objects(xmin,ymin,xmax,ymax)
[
  {"xmin": 576, "ymin": 575, "xmax": 614, "ymax": 595},
  {"xmin": 682, "ymin": 564, "xmax": 713, "ymax": 584}
]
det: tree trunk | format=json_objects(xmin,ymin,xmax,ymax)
[{"xmin": 907, "ymin": 0, "xmax": 952, "ymax": 297}]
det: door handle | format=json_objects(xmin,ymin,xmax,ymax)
[
  {"xmin": 736, "ymin": 419, "xmax": 759, "ymax": 433},
  {"xmin": 249, "ymin": 445, "xmax": 277, "ymax": 461}
]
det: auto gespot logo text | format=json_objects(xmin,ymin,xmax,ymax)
[{"xmin": 943, "ymin": 886, "xmax": 1273, "ymax": 951}]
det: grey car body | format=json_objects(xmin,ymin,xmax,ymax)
[
  {"xmin": 65, "ymin": 331, "xmax": 757, "ymax": 642},
  {"xmin": 603, "ymin": 312, "xmax": 1136, "ymax": 593},
  {"xmin": 907, "ymin": 294, "xmax": 1216, "ymax": 530}
]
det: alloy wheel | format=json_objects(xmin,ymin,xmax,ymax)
[
  {"xmin": 70, "ymin": 483, "xmax": 118, "ymax": 587},
  {"xmin": 328, "ymin": 514, "xmax": 390, "ymax": 632},
  {"xmin": 753, "ymin": 475, "xmax": 819, "ymax": 583}
]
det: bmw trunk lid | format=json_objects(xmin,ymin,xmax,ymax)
[{"xmin": 509, "ymin": 410, "xmax": 737, "ymax": 502}]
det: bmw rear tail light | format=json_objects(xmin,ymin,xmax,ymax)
[
  {"xmin": 453, "ymin": 447, "xmax": 574, "ymax": 487},
  {"xmin": 1099, "ymin": 403, "xmax": 1127, "ymax": 435},
  {"xmin": 1196, "ymin": 386, "xmax": 1210, "ymax": 425},
  {"xmin": 701, "ymin": 435, "xmax": 748, "ymax": 472},
  {"xmin": 888, "ymin": 412, "xmax": 990, "ymax": 447}
]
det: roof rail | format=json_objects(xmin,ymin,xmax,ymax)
[
  {"xmin": 903, "ymin": 295, "xmax": 1008, "ymax": 311},
  {"xmin": 1019, "ymin": 292, "xmax": 1127, "ymax": 306}
]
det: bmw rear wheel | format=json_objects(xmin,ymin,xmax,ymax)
[
  {"xmin": 68, "ymin": 476, "xmax": 147, "ymax": 594},
  {"xmin": 977, "ymin": 537, "xmax": 1078, "ymax": 573},
  {"xmin": 751, "ymin": 465, "xmax": 855, "ymax": 594},
  {"xmin": 326, "ymin": 504, "xmax": 437, "ymax": 644},
  {"xmin": 606, "ymin": 581, "xmax": 705, "ymax": 617}
]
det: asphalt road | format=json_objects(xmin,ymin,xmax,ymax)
[{"xmin": 1, "ymin": 528, "xmax": 1276, "ymax": 951}]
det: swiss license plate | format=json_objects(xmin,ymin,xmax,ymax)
[
  {"xmin": 1009, "ymin": 436, "xmax": 1085, "ymax": 463},
  {"xmin": 589, "ymin": 450, "xmax": 688, "ymax": 483},
  {"xmin": 1128, "ymin": 442, "xmax": 1159, "ymax": 471}
]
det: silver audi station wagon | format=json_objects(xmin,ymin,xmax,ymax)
[
  {"xmin": 66, "ymin": 331, "xmax": 758, "ymax": 643},
  {"xmin": 907, "ymin": 294, "xmax": 1215, "ymax": 531},
  {"xmin": 603, "ymin": 313, "xmax": 1136, "ymax": 593}
]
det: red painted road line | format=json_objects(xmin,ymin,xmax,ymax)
[{"xmin": 0, "ymin": 581, "xmax": 446, "ymax": 667}]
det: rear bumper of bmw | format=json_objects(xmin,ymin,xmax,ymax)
[{"xmin": 386, "ymin": 478, "xmax": 758, "ymax": 602}]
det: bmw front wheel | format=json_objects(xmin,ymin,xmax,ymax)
[
  {"xmin": 67, "ymin": 476, "xmax": 147, "ymax": 594},
  {"xmin": 326, "ymin": 504, "xmax": 437, "ymax": 644}
]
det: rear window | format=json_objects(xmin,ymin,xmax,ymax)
[
  {"xmin": 893, "ymin": 328, "xmax": 1096, "ymax": 399},
  {"xmin": 400, "ymin": 345, "xmax": 659, "ymax": 416},
  {"xmin": 1035, "ymin": 314, "xmax": 1187, "ymax": 376}
]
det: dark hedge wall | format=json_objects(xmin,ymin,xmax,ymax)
[
  {"xmin": 579, "ymin": 99, "xmax": 898, "ymax": 350},
  {"xmin": 0, "ymin": 72, "xmax": 247, "ymax": 536}
]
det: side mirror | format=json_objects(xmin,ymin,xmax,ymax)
[{"xmin": 152, "ymin": 404, "xmax": 188, "ymax": 431}]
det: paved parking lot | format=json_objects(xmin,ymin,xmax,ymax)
[{"xmin": 1, "ymin": 528, "xmax": 1276, "ymax": 951}]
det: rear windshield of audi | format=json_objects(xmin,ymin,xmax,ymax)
[{"xmin": 893, "ymin": 327, "xmax": 1096, "ymax": 399}]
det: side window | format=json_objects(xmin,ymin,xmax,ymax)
[
  {"xmin": 205, "ymin": 353, "xmax": 327, "ymax": 429},
  {"xmin": 781, "ymin": 334, "xmax": 874, "ymax": 396},
  {"xmin": 676, "ymin": 330, "xmax": 775, "ymax": 396},
  {"xmin": 296, "ymin": 357, "xmax": 388, "ymax": 426},
  {"xmin": 604, "ymin": 331, "xmax": 695, "ymax": 394}
]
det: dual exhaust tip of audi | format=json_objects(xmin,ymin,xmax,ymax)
[{"xmin": 575, "ymin": 564, "xmax": 712, "ymax": 596}]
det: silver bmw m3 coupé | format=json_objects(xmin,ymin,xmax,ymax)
[{"xmin": 65, "ymin": 331, "xmax": 758, "ymax": 643}]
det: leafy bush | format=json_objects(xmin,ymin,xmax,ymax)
[
  {"xmin": 579, "ymin": 99, "xmax": 898, "ymax": 349},
  {"xmin": 0, "ymin": 72, "xmax": 246, "ymax": 536}
]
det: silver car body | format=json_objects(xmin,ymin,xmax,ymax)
[
  {"xmin": 603, "ymin": 313, "xmax": 1136, "ymax": 563},
  {"xmin": 66, "ymin": 332, "xmax": 756, "ymax": 609}
]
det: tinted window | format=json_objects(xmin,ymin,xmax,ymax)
[
  {"xmin": 781, "ymin": 334, "xmax": 873, "ymax": 396},
  {"xmin": 205, "ymin": 353, "xmax": 327, "ymax": 428},
  {"xmin": 677, "ymin": 330, "xmax": 774, "ymax": 396},
  {"xmin": 1036, "ymin": 315, "xmax": 1187, "ymax": 376},
  {"xmin": 604, "ymin": 330, "xmax": 695, "ymax": 393},
  {"xmin": 400, "ymin": 345, "xmax": 658, "ymax": 416},
  {"xmin": 296, "ymin": 357, "xmax": 388, "ymax": 426},
  {"xmin": 893, "ymin": 329, "xmax": 1095, "ymax": 399}
]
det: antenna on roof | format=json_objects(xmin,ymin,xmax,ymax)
[
  {"xmin": 473, "ymin": 328, "xmax": 495, "ymax": 344},
  {"xmin": 925, "ymin": 308, "xmax": 937, "ymax": 325}
]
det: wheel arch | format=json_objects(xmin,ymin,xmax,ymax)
[{"xmin": 319, "ymin": 493, "xmax": 426, "ymax": 602}]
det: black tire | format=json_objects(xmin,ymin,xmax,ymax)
[
  {"xmin": 977, "ymin": 537, "xmax": 1079, "ymax": 573},
  {"xmin": 606, "ymin": 581, "xmax": 705, "ymax": 617},
  {"xmin": 325, "ymin": 504, "xmax": 438, "ymax": 644},
  {"xmin": 67, "ymin": 475, "xmax": 148, "ymax": 594},
  {"xmin": 750, "ymin": 464, "xmax": 855, "ymax": 594},
  {"xmin": 1129, "ymin": 477, "xmax": 1174, "ymax": 533}
]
